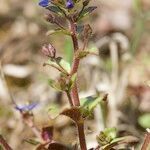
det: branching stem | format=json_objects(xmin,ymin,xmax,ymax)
[{"xmin": 68, "ymin": 18, "xmax": 87, "ymax": 150}]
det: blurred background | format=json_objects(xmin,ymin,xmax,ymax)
[{"xmin": 0, "ymin": 0, "xmax": 150, "ymax": 149}]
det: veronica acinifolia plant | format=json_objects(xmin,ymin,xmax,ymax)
[{"xmin": 39, "ymin": 0, "xmax": 98, "ymax": 149}]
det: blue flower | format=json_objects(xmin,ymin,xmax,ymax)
[
  {"xmin": 39, "ymin": 0, "xmax": 49, "ymax": 7},
  {"xmin": 66, "ymin": 0, "xmax": 74, "ymax": 9},
  {"xmin": 15, "ymin": 102, "xmax": 38, "ymax": 112}
]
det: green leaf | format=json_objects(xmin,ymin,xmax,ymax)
[
  {"xmin": 48, "ymin": 78, "xmax": 66, "ymax": 91},
  {"xmin": 80, "ymin": 95, "xmax": 103, "ymax": 117},
  {"xmin": 96, "ymin": 128, "xmax": 117, "ymax": 146},
  {"xmin": 46, "ymin": 6, "xmax": 63, "ymax": 16},
  {"xmin": 47, "ymin": 104, "xmax": 60, "ymax": 119},
  {"xmin": 64, "ymin": 38, "xmax": 73, "ymax": 65},
  {"xmin": 88, "ymin": 44, "xmax": 99, "ymax": 53},
  {"xmin": 68, "ymin": 73, "xmax": 77, "ymax": 91},
  {"xmin": 103, "ymin": 128, "xmax": 117, "ymax": 141},
  {"xmin": 102, "ymin": 136, "xmax": 138, "ymax": 150},
  {"xmin": 46, "ymin": 29, "xmax": 71, "ymax": 36},
  {"xmin": 78, "ymin": 6, "xmax": 97, "ymax": 20},
  {"xmin": 48, "ymin": 79, "xmax": 60, "ymax": 91},
  {"xmin": 138, "ymin": 113, "xmax": 150, "ymax": 128},
  {"xmin": 55, "ymin": 57, "xmax": 71, "ymax": 73},
  {"xmin": 46, "ymin": 57, "xmax": 71, "ymax": 74},
  {"xmin": 24, "ymin": 139, "xmax": 40, "ymax": 146},
  {"xmin": 75, "ymin": 50, "xmax": 90, "ymax": 59}
]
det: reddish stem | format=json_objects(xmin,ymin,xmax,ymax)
[
  {"xmin": 0, "ymin": 135, "xmax": 13, "ymax": 150},
  {"xmin": 69, "ymin": 19, "xmax": 80, "ymax": 106},
  {"xmin": 141, "ymin": 129, "xmax": 150, "ymax": 150},
  {"xmin": 77, "ymin": 123, "xmax": 87, "ymax": 150},
  {"xmin": 66, "ymin": 91, "xmax": 74, "ymax": 106},
  {"xmin": 69, "ymin": 18, "xmax": 87, "ymax": 150}
]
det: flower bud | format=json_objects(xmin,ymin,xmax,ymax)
[
  {"xmin": 83, "ymin": 0, "xmax": 90, "ymax": 7},
  {"xmin": 42, "ymin": 44, "xmax": 56, "ymax": 58},
  {"xmin": 44, "ymin": 13, "xmax": 56, "ymax": 24},
  {"xmin": 66, "ymin": 0, "xmax": 74, "ymax": 9}
]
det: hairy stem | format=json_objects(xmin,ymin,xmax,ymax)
[
  {"xmin": 69, "ymin": 18, "xmax": 87, "ymax": 150},
  {"xmin": 0, "ymin": 135, "xmax": 13, "ymax": 150},
  {"xmin": 69, "ymin": 19, "xmax": 80, "ymax": 106},
  {"xmin": 77, "ymin": 123, "xmax": 87, "ymax": 150}
]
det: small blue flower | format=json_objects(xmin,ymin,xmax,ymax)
[
  {"xmin": 39, "ymin": 0, "xmax": 49, "ymax": 7},
  {"xmin": 66, "ymin": 0, "xmax": 74, "ymax": 9},
  {"xmin": 15, "ymin": 102, "xmax": 38, "ymax": 112}
]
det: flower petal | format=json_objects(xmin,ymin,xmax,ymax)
[
  {"xmin": 15, "ymin": 102, "xmax": 38, "ymax": 111},
  {"xmin": 66, "ymin": 0, "xmax": 74, "ymax": 9},
  {"xmin": 39, "ymin": 0, "xmax": 49, "ymax": 7}
]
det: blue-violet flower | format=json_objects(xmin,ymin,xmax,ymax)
[
  {"xmin": 15, "ymin": 102, "xmax": 38, "ymax": 112},
  {"xmin": 39, "ymin": 0, "xmax": 49, "ymax": 7},
  {"xmin": 66, "ymin": 0, "xmax": 74, "ymax": 9}
]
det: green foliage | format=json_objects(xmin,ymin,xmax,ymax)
[
  {"xmin": 68, "ymin": 73, "xmax": 77, "ymax": 91},
  {"xmin": 47, "ymin": 104, "xmax": 60, "ymax": 119},
  {"xmin": 47, "ymin": 57, "xmax": 71, "ymax": 74},
  {"xmin": 78, "ymin": 6, "xmax": 97, "ymax": 20},
  {"xmin": 46, "ymin": 29, "xmax": 71, "ymax": 36},
  {"xmin": 75, "ymin": 50, "xmax": 90, "ymax": 59},
  {"xmin": 102, "ymin": 136, "xmax": 138, "ymax": 150},
  {"xmin": 48, "ymin": 78, "xmax": 65, "ymax": 91},
  {"xmin": 80, "ymin": 95, "xmax": 103, "ymax": 117},
  {"xmin": 46, "ymin": 6, "xmax": 63, "ymax": 16},
  {"xmin": 56, "ymin": 57, "xmax": 71, "ymax": 73},
  {"xmin": 64, "ymin": 38, "xmax": 73, "ymax": 65},
  {"xmin": 97, "ymin": 128, "xmax": 138, "ymax": 150},
  {"xmin": 138, "ymin": 113, "xmax": 150, "ymax": 128},
  {"xmin": 48, "ymin": 73, "xmax": 76, "ymax": 92},
  {"xmin": 24, "ymin": 139, "xmax": 40, "ymax": 146},
  {"xmin": 96, "ymin": 127, "xmax": 117, "ymax": 146}
]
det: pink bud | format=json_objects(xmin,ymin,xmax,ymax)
[{"xmin": 42, "ymin": 44, "xmax": 56, "ymax": 58}]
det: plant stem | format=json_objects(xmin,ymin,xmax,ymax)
[
  {"xmin": 77, "ymin": 123, "xmax": 87, "ymax": 150},
  {"xmin": 141, "ymin": 129, "xmax": 150, "ymax": 150},
  {"xmin": 69, "ymin": 19, "xmax": 80, "ymax": 106},
  {"xmin": 69, "ymin": 18, "xmax": 87, "ymax": 150},
  {"xmin": 0, "ymin": 135, "xmax": 13, "ymax": 150},
  {"xmin": 66, "ymin": 91, "xmax": 73, "ymax": 106}
]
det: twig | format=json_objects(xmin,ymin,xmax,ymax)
[
  {"xmin": 0, "ymin": 135, "xmax": 13, "ymax": 150},
  {"xmin": 141, "ymin": 129, "xmax": 150, "ymax": 150}
]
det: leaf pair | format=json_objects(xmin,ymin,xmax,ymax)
[
  {"xmin": 45, "ymin": 57, "xmax": 71, "ymax": 74},
  {"xmin": 48, "ymin": 73, "xmax": 76, "ymax": 92},
  {"xmin": 96, "ymin": 128, "xmax": 139, "ymax": 150}
]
